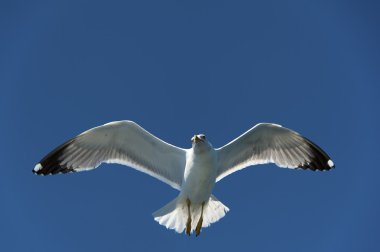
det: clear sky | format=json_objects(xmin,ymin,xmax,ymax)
[{"xmin": 1, "ymin": 0, "xmax": 379, "ymax": 251}]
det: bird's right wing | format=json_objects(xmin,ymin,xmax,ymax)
[
  {"xmin": 33, "ymin": 121, "xmax": 187, "ymax": 190},
  {"xmin": 216, "ymin": 123, "xmax": 334, "ymax": 182}
]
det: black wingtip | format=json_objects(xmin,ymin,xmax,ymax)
[
  {"xmin": 33, "ymin": 138, "xmax": 76, "ymax": 176},
  {"xmin": 297, "ymin": 137, "xmax": 335, "ymax": 171},
  {"xmin": 32, "ymin": 162, "xmax": 76, "ymax": 176}
]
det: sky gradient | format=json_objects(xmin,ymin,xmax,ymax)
[{"xmin": 1, "ymin": 1, "xmax": 379, "ymax": 251}]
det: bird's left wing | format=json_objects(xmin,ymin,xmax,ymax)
[
  {"xmin": 33, "ymin": 121, "xmax": 186, "ymax": 190},
  {"xmin": 216, "ymin": 123, "xmax": 334, "ymax": 182}
]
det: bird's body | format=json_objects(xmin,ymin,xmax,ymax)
[
  {"xmin": 153, "ymin": 136, "xmax": 225, "ymax": 235},
  {"xmin": 182, "ymin": 141, "xmax": 217, "ymax": 204},
  {"xmin": 34, "ymin": 121, "xmax": 334, "ymax": 236}
]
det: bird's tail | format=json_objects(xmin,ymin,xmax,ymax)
[{"xmin": 153, "ymin": 195, "xmax": 229, "ymax": 234}]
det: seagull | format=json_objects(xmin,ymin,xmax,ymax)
[{"xmin": 33, "ymin": 121, "xmax": 334, "ymax": 236}]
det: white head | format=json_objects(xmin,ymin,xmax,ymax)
[{"xmin": 191, "ymin": 134, "xmax": 212, "ymax": 151}]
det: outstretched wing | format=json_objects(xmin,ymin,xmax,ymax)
[
  {"xmin": 33, "ymin": 121, "xmax": 187, "ymax": 190},
  {"xmin": 216, "ymin": 123, "xmax": 334, "ymax": 182}
]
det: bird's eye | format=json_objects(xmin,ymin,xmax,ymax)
[{"xmin": 200, "ymin": 135, "xmax": 206, "ymax": 139}]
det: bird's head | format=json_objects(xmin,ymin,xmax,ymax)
[
  {"xmin": 191, "ymin": 134, "xmax": 206, "ymax": 143},
  {"xmin": 191, "ymin": 134, "xmax": 212, "ymax": 150}
]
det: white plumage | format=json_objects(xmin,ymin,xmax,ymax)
[{"xmin": 34, "ymin": 121, "xmax": 334, "ymax": 236}]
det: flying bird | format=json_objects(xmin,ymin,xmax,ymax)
[{"xmin": 33, "ymin": 121, "xmax": 334, "ymax": 236}]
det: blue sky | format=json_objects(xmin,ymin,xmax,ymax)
[{"xmin": 1, "ymin": 0, "xmax": 379, "ymax": 251}]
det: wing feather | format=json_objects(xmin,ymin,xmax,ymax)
[
  {"xmin": 33, "ymin": 121, "xmax": 186, "ymax": 190},
  {"xmin": 216, "ymin": 123, "xmax": 334, "ymax": 182}
]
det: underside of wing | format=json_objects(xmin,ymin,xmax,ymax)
[
  {"xmin": 33, "ymin": 121, "xmax": 187, "ymax": 190},
  {"xmin": 216, "ymin": 123, "xmax": 334, "ymax": 182}
]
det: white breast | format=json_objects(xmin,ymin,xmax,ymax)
[{"xmin": 181, "ymin": 147, "xmax": 218, "ymax": 203}]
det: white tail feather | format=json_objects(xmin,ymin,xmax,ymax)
[
  {"xmin": 153, "ymin": 195, "xmax": 229, "ymax": 234},
  {"xmin": 203, "ymin": 195, "xmax": 229, "ymax": 227}
]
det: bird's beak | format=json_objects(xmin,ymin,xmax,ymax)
[{"xmin": 192, "ymin": 135, "xmax": 201, "ymax": 143}]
